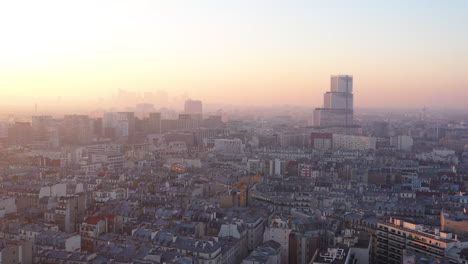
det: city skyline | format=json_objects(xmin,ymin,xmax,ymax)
[
  {"xmin": 1, "ymin": 2, "xmax": 468, "ymax": 263},
  {"xmin": 0, "ymin": 0, "xmax": 467, "ymax": 109}
]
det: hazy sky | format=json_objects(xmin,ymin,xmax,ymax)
[{"xmin": 0, "ymin": 0, "xmax": 467, "ymax": 109}]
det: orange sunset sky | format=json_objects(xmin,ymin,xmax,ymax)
[{"xmin": 0, "ymin": 0, "xmax": 467, "ymax": 109}]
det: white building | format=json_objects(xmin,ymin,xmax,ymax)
[
  {"xmin": 390, "ymin": 135, "xmax": 413, "ymax": 151},
  {"xmin": 80, "ymin": 163, "xmax": 103, "ymax": 174},
  {"xmin": 313, "ymin": 137, "xmax": 332, "ymax": 150},
  {"xmin": 38, "ymin": 183, "xmax": 67, "ymax": 199},
  {"xmin": 263, "ymin": 218, "xmax": 292, "ymax": 264},
  {"xmin": 91, "ymin": 153, "xmax": 125, "ymax": 169},
  {"xmin": 162, "ymin": 141, "xmax": 188, "ymax": 156},
  {"xmin": 274, "ymin": 159, "xmax": 282, "ymax": 177},
  {"xmin": 324, "ymin": 92, "xmax": 353, "ymax": 109},
  {"xmin": 94, "ymin": 188, "xmax": 127, "ymax": 203},
  {"xmin": 103, "ymin": 112, "xmax": 135, "ymax": 142},
  {"xmin": 34, "ymin": 231, "xmax": 81, "ymax": 252},
  {"xmin": 86, "ymin": 143, "xmax": 122, "ymax": 154},
  {"xmin": 332, "ymin": 134, "xmax": 376, "ymax": 150},
  {"xmin": 62, "ymin": 146, "xmax": 86, "ymax": 165},
  {"xmin": 314, "ymin": 75, "xmax": 354, "ymax": 127},
  {"xmin": 247, "ymin": 159, "xmax": 265, "ymax": 175},
  {"xmin": 253, "ymin": 128, "xmax": 275, "ymax": 137},
  {"xmin": 331, "ymin": 75, "xmax": 353, "ymax": 93},
  {"xmin": 416, "ymin": 148, "xmax": 459, "ymax": 164},
  {"xmin": 0, "ymin": 197, "xmax": 17, "ymax": 217},
  {"xmin": 214, "ymin": 139, "xmax": 243, "ymax": 154}
]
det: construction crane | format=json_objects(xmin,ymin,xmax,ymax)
[{"xmin": 230, "ymin": 174, "xmax": 262, "ymax": 207}]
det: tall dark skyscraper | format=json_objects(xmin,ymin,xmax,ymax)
[{"xmin": 313, "ymin": 75, "xmax": 354, "ymax": 127}]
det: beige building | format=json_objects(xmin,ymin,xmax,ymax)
[
  {"xmin": 375, "ymin": 218, "xmax": 466, "ymax": 264},
  {"xmin": 0, "ymin": 239, "xmax": 33, "ymax": 264}
]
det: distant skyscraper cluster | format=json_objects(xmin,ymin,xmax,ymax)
[
  {"xmin": 114, "ymin": 89, "xmax": 169, "ymax": 108},
  {"xmin": 314, "ymin": 75, "xmax": 354, "ymax": 127}
]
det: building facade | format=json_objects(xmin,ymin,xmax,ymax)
[{"xmin": 314, "ymin": 75, "xmax": 354, "ymax": 128}]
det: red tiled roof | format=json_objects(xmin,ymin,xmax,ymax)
[{"xmin": 84, "ymin": 214, "xmax": 116, "ymax": 225}]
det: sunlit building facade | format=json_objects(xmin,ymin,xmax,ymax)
[{"xmin": 314, "ymin": 75, "xmax": 354, "ymax": 127}]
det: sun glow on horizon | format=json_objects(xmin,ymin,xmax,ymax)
[{"xmin": 0, "ymin": 0, "xmax": 467, "ymax": 109}]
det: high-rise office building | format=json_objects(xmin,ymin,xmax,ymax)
[
  {"xmin": 184, "ymin": 99, "xmax": 203, "ymax": 116},
  {"xmin": 103, "ymin": 112, "xmax": 136, "ymax": 143},
  {"xmin": 148, "ymin": 112, "xmax": 161, "ymax": 134},
  {"xmin": 62, "ymin": 115, "xmax": 92, "ymax": 145},
  {"xmin": 32, "ymin": 115, "xmax": 60, "ymax": 147},
  {"xmin": 8, "ymin": 121, "xmax": 33, "ymax": 144},
  {"xmin": 32, "ymin": 115, "xmax": 54, "ymax": 141},
  {"xmin": 313, "ymin": 75, "xmax": 354, "ymax": 127}
]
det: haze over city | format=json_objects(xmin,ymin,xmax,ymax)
[
  {"xmin": 1, "ymin": 0, "xmax": 467, "ymax": 110},
  {"xmin": 1, "ymin": 2, "xmax": 468, "ymax": 264}
]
